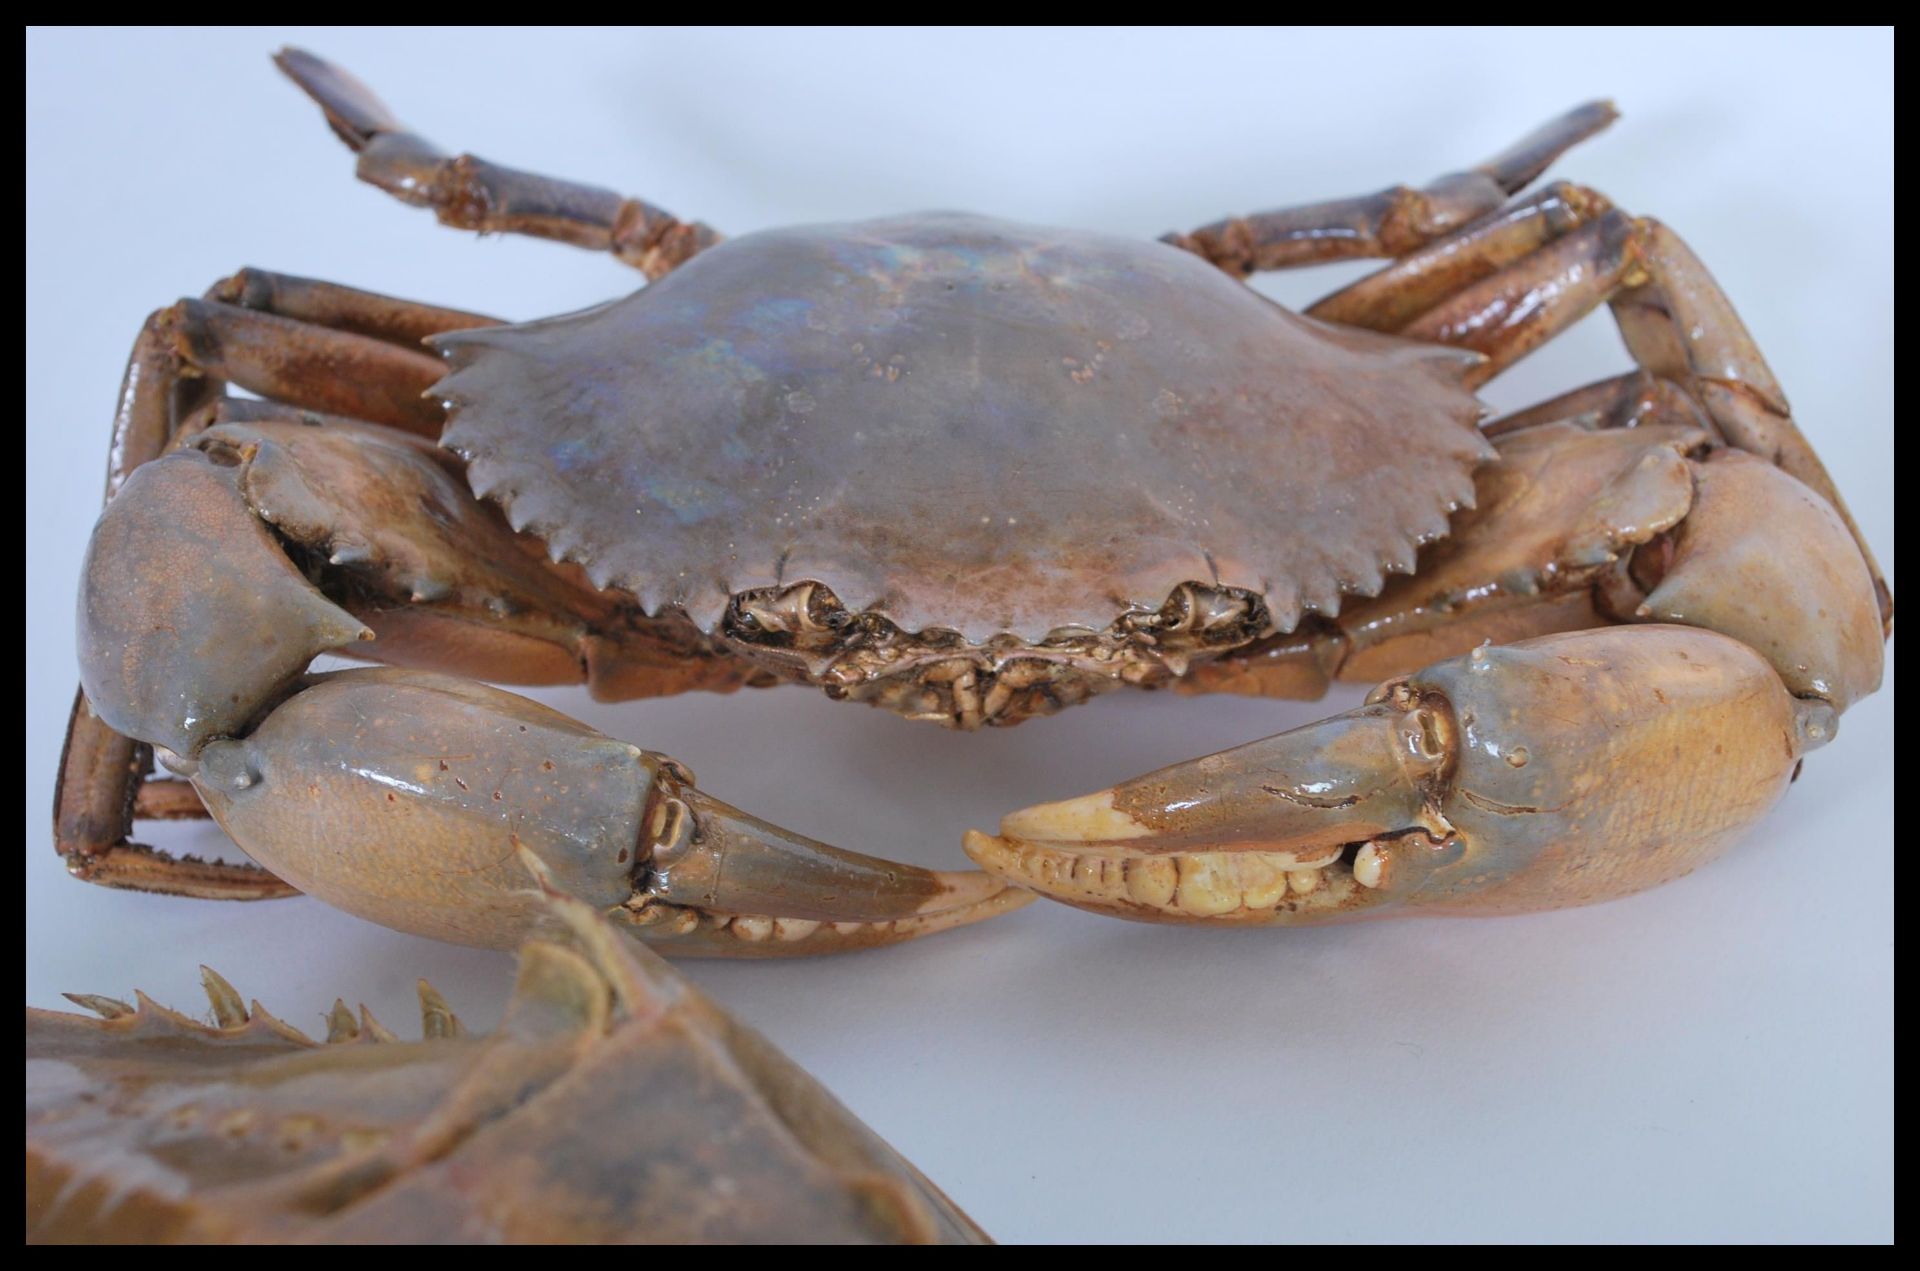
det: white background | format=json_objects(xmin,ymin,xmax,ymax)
[{"xmin": 26, "ymin": 27, "xmax": 1893, "ymax": 1243}]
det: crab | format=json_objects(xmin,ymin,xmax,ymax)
[
  {"xmin": 28, "ymin": 858, "xmax": 988, "ymax": 1243},
  {"xmin": 61, "ymin": 49, "xmax": 1889, "ymax": 954}
]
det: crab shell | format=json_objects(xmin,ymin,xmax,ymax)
[
  {"xmin": 25, "ymin": 877, "xmax": 989, "ymax": 1244},
  {"xmin": 435, "ymin": 213, "xmax": 1489, "ymax": 717}
]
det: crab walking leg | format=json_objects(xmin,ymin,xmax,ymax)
[
  {"xmin": 1163, "ymin": 101, "xmax": 1616, "ymax": 276},
  {"xmin": 154, "ymin": 297, "xmax": 451, "ymax": 436},
  {"xmin": 1479, "ymin": 369, "xmax": 1712, "ymax": 439},
  {"xmin": 1331, "ymin": 207, "xmax": 1889, "ymax": 624},
  {"xmin": 1305, "ymin": 182, "xmax": 1614, "ymax": 331},
  {"xmin": 983, "ymin": 422, "xmax": 1886, "ymax": 922},
  {"xmin": 55, "ymin": 690, "xmax": 298, "ymax": 899},
  {"xmin": 1610, "ymin": 224, "xmax": 1890, "ymax": 624},
  {"xmin": 104, "ymin": 270, "xmax": 495, "ymax": 498},
  {"xmin": 275, "ymin": 48, "xmax": 719, "ymax": 281},
  {"xmin": 58, "ymin": 277, "xmax": 504, "ymax": 895},
  {"xmin": 206, "ymin": 267, "xmax": 499, "ymax": 347},
  {"xmin": 1183, "ymin": 383, "xmax": 1883, "ymax": 705},
  {"xmin": 968, "ymin": 626, "xmax": 1835, "ymax": 924},
  {"xmin": 84, "ymin": 415, "xmax": 767, "ymax": 705}
]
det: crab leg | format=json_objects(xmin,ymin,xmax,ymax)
[
  {"xmin": 1305, "ymin": 181, "xmax": 1615, "ymax": 331},
  {"xmin": 185, "ymin": 668, "xmax": 1025, "ymax": 956},
  {"xmin": 1186, "ymin": 377, "xmax": 1881, "ymax": 697},
  {"xmin": 978, "ymin": 415, "xmax": 1884, "ymax": 923},
  {"xmin": 58, "ymin": 273, "xmax": 501, "ymax": 896},
  {"xmin": 276, "ymin": 48, "xmax": 719, "ymax": 281},
  {"xmin": 1308, "ymin": 199, "xmax": 1890, "ymax": 626},
  {"xmin": 969, "ymin": 625, "xmax": 1825, "ymax": 923},
  {"xmin": 1164, "ymin": 101, "xmax": 1615, "ymax": 275},
  {"xmin": 76, "ymin": 439, "xmax": 1024, "ymax": 954}
]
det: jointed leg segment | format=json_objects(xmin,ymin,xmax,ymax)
[
  {"xmin": 989, "ymin": 124, "xmax": 1890, "ymax": 924},
  {"xmin": 1163, "ymin": 101, "xmax": 1616, "ymax": 275},
  {"xmin": 275, "ymin": 48, "xmax": 719, "ymax": 281},
  {"xmin": 1310, "ymin": 185, "xmax": 1890, "ymax": 624},
  {"xmin": 68, "ymin": 271, "xmax": 1023, "ymax": 950},
  {"xmin": 58, "ymin": 270, "xmax": 500, "ymax": 896},
  {"xmin": 61, "ymin": 66, "xmax": 1887, "ymax": 942},
  {"xmin": 59, "ymin": 271, "xmax": 763, "ymax": 902}
]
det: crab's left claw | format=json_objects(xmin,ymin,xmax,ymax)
[
  {"xmin": 969, "ymin": 625, "xmax": 1827, "ymax": 924},
  {"xmin": 184, "ymin": 669, "xmax": 1027, "ymax": 957}
]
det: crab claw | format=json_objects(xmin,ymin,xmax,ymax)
[
  {"xmin": 969, "ymin": 627, "xmax": 1815, "ymax": 924},
  {"xmin": 188, "ymin": 668, "xmax": 1027, "ymax": 957},
  {"xmin": 965, "ymin": 701, "xmax": 1444, "ymax": 923},
  {"xmin": 611, "ymin": 781, "xmax": 1033, "ymax": 956}
]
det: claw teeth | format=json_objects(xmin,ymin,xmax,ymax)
[
  {"xmin": 969, "ymin": 833, "xmax": 1358, "ymax": 920},
  {"xmin": 358, "ymin": 1005, "xmax": 396, "ymax": 1043},
  {"xmin": 1124, "ymin": 857, "xmax": 1178, "ymax": 908},
  {"xmin": 199, "ymin": 966, "xmax": 249, "ymax": 1028},
  {"xmin": 729, "ymin": 915, "xmax": 774, "ymax": 943},
  {"xmin": 1175, "ymin": 855, "xmax": 1242, "ymax": 917},
  {"xmin": 1353, "ymin": 841, "xmax": 1388, "ymax": 889},
  {"xmin": 325, "ymin": 998, "xmax": 360, "ymax": 1043},
  {"xmin": 1240, "ymin": 856, "xmax": 1291, "ymax": 909},
  {"xmin": 417, "ymin": 980, "xmax": 462, "ymax": 1038},
  {"xmin": 63, "ymin": 992, "xmax": 135, "ymax": 1020}
]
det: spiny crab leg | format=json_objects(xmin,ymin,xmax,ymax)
[{"xmin": 968, "ymin": 625, "xmax": 1829, "ymax": 925}]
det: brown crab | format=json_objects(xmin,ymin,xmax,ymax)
[
  {"xmin": 27, "ymin": 860, "xmax": 988, "ymax": 1243},
  {"xmin": 61, "ymin": 49, "xmax": 1888, "ymax": 950}
]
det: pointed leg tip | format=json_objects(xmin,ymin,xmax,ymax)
[{"xmin": 271, "ymin": 46, "xmax": 400, "ymax": 147}]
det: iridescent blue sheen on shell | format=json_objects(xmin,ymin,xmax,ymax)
[{"xmin": 435, "ymin": 213, "xmax": 1489, "ymax": 641}]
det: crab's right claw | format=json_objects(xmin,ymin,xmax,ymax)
[{"xmin": 969, "ymin": 626, "xmax": 1822, "ymax": 924}]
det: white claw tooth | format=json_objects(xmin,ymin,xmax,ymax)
[
  {"xmin": 831, "ymin": 921, "xmax": 865, "ymax": 936},
  {"xmin": 772, "ymin": 918, "xmax": 820, "ymax": 942},
  {"xmin": 1288, "ymin": 868, "xmax": 1322, "ymax": 896},
  {"xmin": 658, "ymin": 907, "xmax": 700, "ymax": 937},
  {"xmin": 1124, "ymin": 858, "xmax": 1178, "ymax": 908},
  {"xmin": 1174, "ymin": 855, "xmax": 1241, "ymax": 917},
  {"xmin": 1353, "ymin": 842, "xmax": 1387, "ymax": 889},
  {"xmin": 730, "ymin": 915, "xmax": 774, "ymax": 942},
  {"xmin": 1240, "ymin": 855, "xmax": 1290, "ymax": 909}
]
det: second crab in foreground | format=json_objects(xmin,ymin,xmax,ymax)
[{"xmin": 26, "ymin": 866, "xmax": 989, "ymax": 1243}]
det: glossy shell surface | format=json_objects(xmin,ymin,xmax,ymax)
[{"xmin": 438, "ymin": 213, "xmax": 1490, "ymax": 642}]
